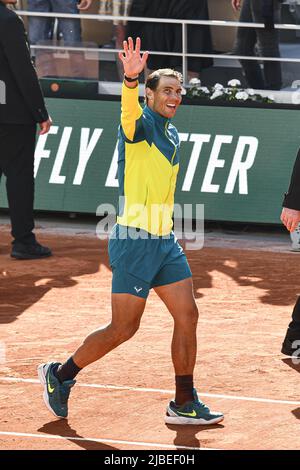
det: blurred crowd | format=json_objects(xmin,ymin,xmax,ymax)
[{"xmin": 21, "ymin": 0, "xmax": 286, "ymax": 90}]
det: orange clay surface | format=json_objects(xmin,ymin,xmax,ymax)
[{"xmin": 0, "ymin": 226, "xmax": 300, "ymax": 450}]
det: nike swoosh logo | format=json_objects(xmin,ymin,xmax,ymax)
[
  {"xmin": 47, "ymin": 375, "xmax": 55, "ymax": 394},
  {"xmin": 177, "ymin": 410, "xmax": 197, "ymax": 417},
  {"xmin": 134, "ymin": 287, "xmax": 143, "ymax": 293}
]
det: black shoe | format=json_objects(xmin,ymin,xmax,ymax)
[
  {"xmin": 281, "ymin": 337, "xmax": 300, "ymax": 356},
  {"xmin": 11, "ymin": 242, "xmax": 52, "ymax": 260}
]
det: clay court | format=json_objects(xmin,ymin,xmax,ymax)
[{"xmin": 1, "ymin": 220, "xmax": 300, "ymax": 451}]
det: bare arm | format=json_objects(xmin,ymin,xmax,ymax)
[
  {"xmin": 232, "ymin": 0, "xmax": 241, "ymax": 12},
  {"xmin": 77, "ymin": 0, "xmax": 93, "ymax": 10},
  {"xmin": 118, "ymin": 37, "xmax": 149, "ymax": 141}
]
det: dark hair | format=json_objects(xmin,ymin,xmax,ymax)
[
  {"xmin": 145, "ymin": 69, "xmax": 183, "ymax": 104},
  {"xmin": 146, "ymin": 69, "xmax": 183, "ymax": 91}
]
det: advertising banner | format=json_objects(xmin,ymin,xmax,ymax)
[{"xmin": 1, "ymin": 98, "xmax": 299, "ymax": 223}]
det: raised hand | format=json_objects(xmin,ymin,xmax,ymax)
[{"xmin": 118, "ymin": 37, "xmax": 149, "ymax": 78}]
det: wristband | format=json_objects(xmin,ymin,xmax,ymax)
[{"xmin": 124, "ymin": 75, "xmax": 139, "ymax": 83}]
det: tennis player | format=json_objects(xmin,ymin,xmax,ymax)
[{"xmin": 38, "ymin": 37, "xmax": 224, "ymax": 426}]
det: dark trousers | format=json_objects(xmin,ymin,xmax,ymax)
[
  {"xmin": 127, "ymin": 0, "xmax": 213, "ymax": 73},
  {"xmin": 286, "ymin": 297, "xmax": 300, "ymax": 340},
  {"xmin": 0, "ymin": 124, "xmax": 36, "ymax": 244},
  {"xmin": 233, "ymin": 0, "xmax": 282, "ymax": 90}
]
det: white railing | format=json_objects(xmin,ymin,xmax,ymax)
[{"xmin": 16, "ymin": 9, "xmax": 300, "ymax": 85}]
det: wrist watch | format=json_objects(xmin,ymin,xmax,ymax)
[{"xmin": 124, "ymin": 75, "xmax": 139, "ymax": 82}]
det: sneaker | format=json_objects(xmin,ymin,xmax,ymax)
[
  {"xmin": 290, "ymin": 223, "xmax": 300, "ymax": 252},
  {"xmin": 11, "ymin": 242, "xmax": 52, "ymax": 260},
  {"xmin": 37, "ymin": 362, "xmax": 75, "ymax": 418},
  {"xmin": 281, "ymin": 337, "xmax": 294, "ymax": 356},
  {"xmin": 281, "ymin": 337, "xmax": 300, "ymax": 357},
  {"xmin": 165, "ymin": 389, "xmax": 224, "ymax": 425}
]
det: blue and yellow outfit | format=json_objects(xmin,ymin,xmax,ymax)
[{"xmin": 108, "ymin": 82, "xmax": 191, "ymax": 298}]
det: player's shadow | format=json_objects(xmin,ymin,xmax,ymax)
[
  {"xmin": 38, "ymin": 420, "xmax": 118, "ymax": 450},
  {"xmin": 1, "ymin": 227, "xmax": 299, "ymax": 326},
  {"xmin": 165, "ymin": 423, "xmax": 224, "ymax": 450},
  {"xmin": 291, "ymin": 408, "xmax": 300, "ymax": 420},
  {"xmin": 0, "ymin": 235, "xmax": 110, "ymax": 324},
  {"xmin": 185, "ymin": 242, "xmax": 300, "ymax": 307},
  {"xmin": 281, "ymin": 357, "xmax": 300, "ymax": 374}
]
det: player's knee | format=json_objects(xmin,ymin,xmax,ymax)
[
  {"xmin": 189, "ymin": 304, "xmax": 199, "ymax": 326},
  {"xmin": 112, "ymin": 320, "xmax": 140, "ymax": 344},
  {"xmin": 123, "ymin": 324, "xmax": 140, "ymax": 342},
  {"xmin": 176, "ymin": 303, "xmax": 198, "ymax": 328}
]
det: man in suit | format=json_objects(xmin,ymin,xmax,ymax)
[
  {"xmin": 0, "ymin": 0, "xmax": 52, "ymax": 259},
  {"xmin": 232, "ymin": 0, "xmax": 282, "ymax": 90},
  {"xmin": 281, "ymin": 149, "xmax": 300, "ymax": 355}
]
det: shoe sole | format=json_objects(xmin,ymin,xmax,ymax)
[
  {"xmin": 281, "ymin": 346, "xmax": 300, "ymax": 357},
  {"xmin": 165, "ymin": 414, "xmax": 224, "ymax": 426},
  {"xmin": 281, "ymin": 346, "xmax": 294, "ymax": 356},
  {"xmin": 37, "ymin": 364, "xmax": 66, "ymax": 419},
  {"xmin": 11, "ymin": 252, "xmax": 52, "ymax": 260}
]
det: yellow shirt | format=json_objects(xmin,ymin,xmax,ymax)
[{"xmin": 116, "ymin": 83, "xmax": 180, "ymax": 236}]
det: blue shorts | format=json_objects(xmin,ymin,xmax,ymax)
[{"xmin": 108, "ymin": 224, "xmax": 192, "ymax": 299}]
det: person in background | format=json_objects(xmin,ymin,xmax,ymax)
[
  {"xmin": 0, "ymin": 0, "xmax": 52, "ymax": 259},
  {"xmin": 27, "ymin": 0, "xmax": 93, "ymax": 46},
  {"xmin": 127, "ymin": 0, "xmax": 213, "ymax": 82},
  {"xmin": 232, "ymin": 0, "xmax": 282, "ymax": 90},
  {"xmin": 290, "ymin": 222, "xmax": 300, "ymax": 252},
  {"xmin": 99, "ymin": 0, "xmax": 132, "ymax": 50},
  {"xmin": 281, "ymin": 149, "xmax": 300, "ymax": 356}
]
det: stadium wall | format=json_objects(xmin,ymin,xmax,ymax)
[{"xmin": 0, "ymin": 97, "xmax": 299, "ymax": 224}]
